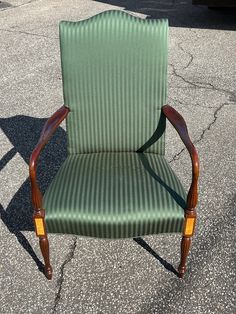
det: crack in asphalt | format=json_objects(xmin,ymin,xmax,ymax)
[
  {"xmin": 168, "ymin": 45, "xmax": 235, "ymax": 163},
  {"xmin": 169, "ymin": 103, "xmax": 227, "ymax": 163},
  {"xmin": 52, "ymin": 237, "xmax": 77, "ymax": 314},
  {"xmin": 0, "ymin": 27, "xmax": 58, "ymax": 39},
  {"xmin": 170, "ymin": 63, "xmax": 236, "ymax": 100},
  {"xmin": 168, "ymin": 97, "xmax": 218, "ymax": 109},
  {"xmin": 170, "ymin": 63, "xmax": 217, "ymax": 89},
  {"xmin": 0, "ymin": 1, "xmax": 56, "ymax": 39},
  {"xmin": 177, "ymin": 42, "xmax": 194, "ymax": 70}
]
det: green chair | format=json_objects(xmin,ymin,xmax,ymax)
[{"xmin": 30, "ymin": 10, "xmax": 199, "ymax": 280}]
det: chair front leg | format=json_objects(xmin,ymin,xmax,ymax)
[
  {"xmin": 33, "ymin": 209, "xmax": 52, "ymax": 280},
  {"xmin": 178, "ymin": 208, "xmax": 196, "ymax": 278}
]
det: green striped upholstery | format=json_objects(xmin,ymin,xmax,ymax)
[
  {"xmin": 60, "ymin": 10, "xmax": 168, "ymax": 154},
  {"xmin": 43, "ymin": 11, "xmax": 186, "ymax": 238},
  {"xmin": 43, "ymin": 153, "xmax": 186, "ymax": 238}
]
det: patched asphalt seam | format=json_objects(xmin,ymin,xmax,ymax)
[
  {"xmin": 0, "ymin": 28, "xmax": 58, "ymax": 39},
  {"xmin": 52, "ymin": 236, "xmax": 77, "ymax": 314},
  {"xmin": 169, "ymin": 103, "xmax": 226, "ymax": 163}
]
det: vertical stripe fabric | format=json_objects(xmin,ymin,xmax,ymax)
[
  {"xmin": 60, "ymin": 10, "xmax": 168, "ymax": 154},
  {"xmin": 44, "ymin": 153, "xmax": 186, "ymax": 238},
  {"xmin": 43, "ymin": 11, "xmax": 187, "ymax": 238}
]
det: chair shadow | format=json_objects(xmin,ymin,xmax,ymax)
[
  {"xmin": 137, "ymin": 153, "xmax": 186, "ymax": 209},
  {"xmin": 137, "ymin": 110, "xmax": 166, "ymax": 154},
  {"xmin": 0, "ymin": 204, "xmax": 44, "ymax": 273},
  {"xmin": 95, "ymin": 0, "xmax": 236, "ymax": 30},
  {"xmin": 0, "ymin": 115, "xmax": 67, "ymax": 272},
  {"xmin": 136, "ymin": 111, "xmax": 185, "ymax": 210},
  {"xmin": 0, "ymin": 115, "xmax": 183, "ymax": 274},
  {"xmin": 133, "ymin": 237, "xmax": 179, "ymax": 276}
]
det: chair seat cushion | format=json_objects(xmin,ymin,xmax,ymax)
[{"xmin": 43, "ymin": 152, "xmax": 186, "ymax": 238}]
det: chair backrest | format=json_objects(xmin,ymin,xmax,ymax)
[{"xmin": 60, "ymin": 10, "xmax": 168, "ymax": 155}]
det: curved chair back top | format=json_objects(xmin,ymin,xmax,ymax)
[{"xmin": 60, "ymin": 10, "xmax": 168, "ymax": 154}]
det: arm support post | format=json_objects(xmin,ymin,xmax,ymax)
[
  {"xmin": 162, "ymin": 105, "xmax": 199, "ymax": 209},
  {"xmin": 29, "ymin": 106, "xmax": 70, "ymax": 210}
]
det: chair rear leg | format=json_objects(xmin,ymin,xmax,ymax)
[
  {"xmin": 33, "ymin": 209, "xmax": 53, "ymax": 280},
  {"xmin": 178, "ymin": 209, "xmax": 196, "ymax": 278}
]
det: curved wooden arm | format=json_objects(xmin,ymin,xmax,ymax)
[
  {"xmin": 162, "ymin": 105, "xmax": 199, "ymax": 209},
  {"xmin": 29, "ymin": 106, "xmax": 70, "ymax": 209}
]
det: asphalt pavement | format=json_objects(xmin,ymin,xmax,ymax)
[{"xmin": 0, "ymin": 1, "xmax": 236, "ymax": 313}]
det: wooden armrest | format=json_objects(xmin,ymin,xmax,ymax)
[
  {"xmin": 162, "ymin": 104, "xmax": 199, "ymax": 209},
  {"xmin": 29, "ymin": 106, "xmax": 70, "ymax": 209}
]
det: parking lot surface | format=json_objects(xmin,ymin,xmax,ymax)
[{"xmin": 0, "ymin": 1, "xmax": 235, "ymax": 313}]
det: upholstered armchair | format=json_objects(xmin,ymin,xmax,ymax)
[{"xmin": 29, "ymin": 10, "xmax": 199, "ymax": 280}]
